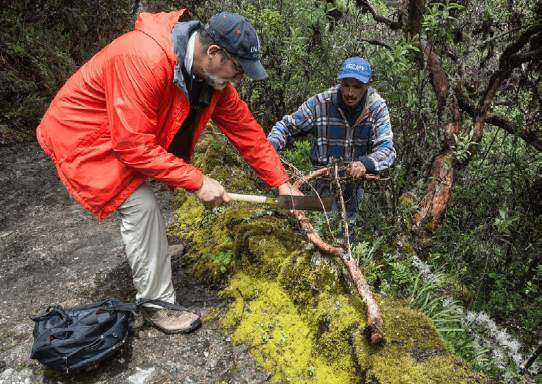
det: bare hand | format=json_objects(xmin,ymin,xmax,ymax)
[
  {"xmin": 346, "ymin": 162, "xmax": 366, "ymax": 179},
  {"xmin": 277, "ymin": 182, "xmax": 303, "ymax": 196},
  {"xmin": 193, "ymin": 176, "xmax": 231, "ymax": 206}
]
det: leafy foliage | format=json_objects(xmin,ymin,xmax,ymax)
[
  {"xmin": 431, "ymin": 128, "xmax": 540, "ymax": 344},
  {"xmin": 2, "ymin": 0, "xmax": 539, "ymax": 381},
  {"xmin": 283, "ymin": 140, "xmax": 312, "ymax": 171},
  {"xmin": 0, "ymin": 0, "xmax": 135, "ymax": 145}
]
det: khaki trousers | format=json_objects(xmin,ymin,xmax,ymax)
[{"xmin": 117, "ymin": 184, "xmax": 175, "ymax": 307}]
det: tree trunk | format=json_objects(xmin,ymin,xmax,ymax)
[
  {"xmin": 414, "ymin": 152, "xmax": 454, "ymax": 228},
  {"xmin": 353, "ymin": 0, "xmax": 541, "ymax": 227},
  {"xmin": 415, "ymin": 22, "xmax": 540, "ymax": 228},
  {"xmin": 415, "ymin": 97, "xmax": 462, "ymax": 229}
]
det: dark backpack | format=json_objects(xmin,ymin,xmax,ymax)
[{"xmin": 30, "ymin": 298, "xmax": 141, "ymax": 373}]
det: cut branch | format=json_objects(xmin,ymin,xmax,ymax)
[{"xmin": 292, "ymin": 170, "xmax": 385, "ymax": 344}]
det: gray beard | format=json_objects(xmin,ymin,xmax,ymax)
[{"xmin": 202, "ymin": 68, "xmax": 230, "ymax": 90}]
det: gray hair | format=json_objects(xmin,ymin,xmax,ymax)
[{"xmin": 197, "ymin": 27, "xmax": 233, "ymax": 63}]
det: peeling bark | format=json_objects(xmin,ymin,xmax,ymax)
[
  {"xmin": 425, "ymin": 45, "xmax": 449, "ymax": 119},
  {"xmin": 405, "ymin": 0, "xmax": 425, "ymax": 66},
  {"xmin": 415, "ymin": 22, "xmax": 542, "ymax": 227},
  {"xmin": 356, "ymin": 0, "xmax": 540, "ymax": 231},
  {"xmin": 415, "ymin": 97, "xmax": 462, "ymax": 228},
  {"xmin": 414, "ymin": 152, "xmax": 455, "ymax": 228}
]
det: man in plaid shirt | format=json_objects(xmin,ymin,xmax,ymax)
[{"xmin": 268, "ymin": 57, "xmax": 396, "ymax": 243}]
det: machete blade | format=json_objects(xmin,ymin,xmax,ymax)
[{"xmin": 276, "ymin": 195, "xmax": 334, "ymax": 211}]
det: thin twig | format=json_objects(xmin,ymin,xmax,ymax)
[{"xmin": 292, "ymin": 167, "xmax": 385, "ymax": 344}]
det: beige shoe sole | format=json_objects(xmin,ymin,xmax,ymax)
[
  {"xmin": 142, "ymin": 304, "xmax": 201, "ymax": 335},
  {"xmin": 169, "ymin": 244, "xmax": 184, "ymax": 257}
]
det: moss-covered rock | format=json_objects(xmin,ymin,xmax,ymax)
[{"xmin": 169, "ymin": 131, "xmax": 489, "ymax": 383}]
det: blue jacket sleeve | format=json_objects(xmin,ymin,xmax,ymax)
[
  {"xmin": 359, "ymin": 101, "xmax": 396, "ymax": 173},
  {"xmin": 267, "ymin": 96, "xmax": 318, "ymax": 151}
]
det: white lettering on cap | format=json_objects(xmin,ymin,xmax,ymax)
[
  {"xmin": 251, "ymin": 39, "xmax": 260, "ymax": 58},
  {"xmin": 345, "ymin": 64, "xmax": 365, "ymax": 70}
]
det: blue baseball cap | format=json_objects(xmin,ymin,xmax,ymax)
[
  {"xmin": 205, "ymin": 12, "xmax": 267, "ymax": 80},
  {"xmin": 337, "ymin": 57, "xmax": 372, "ymax": 84}
]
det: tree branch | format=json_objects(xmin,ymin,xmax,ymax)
[
  {"xmin": 477, "ymin": 24, "xmax": 542, "ymax": 120},
  {"xmin": 456, "ymin": 90, "xmax": 541, "ymax": 151},
  {"xmin": 510, "ymin": 48, "xmax": 542, "ymax": 67},
  {"xmin": 462, "ymin": 21, "xmax": 541, "ymax": 145},
  {"xmin": 358, "ymin": 38, "xmax": 392, "ymax": 50},
  {"xmin": 292, "ymin": 169, "xmax": 385, "ymax": 344},
  {"xmin": 355, "ymin": 0, "xmax": 402, "ymax": 30}
]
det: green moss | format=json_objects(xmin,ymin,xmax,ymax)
[
  {"xmin": 400, "ymin": 240, "xmax": 416, "ymax": 256},
  {"xmin": 380, "ymin": 298, "xmax": 446, "ymax": 351},
  {"xmin": 169, "ymin": 131, "xmax": 490, "ymax": 384},
  {"xmin": 191, "ymin": 132, "xmax": 262, "ymax": 194},
  {"xmin": 351, "ymin": 298, "xmax": 489, "ymax": 384},
  {"xmin": 364, "ymin": 345, "xmax": 481, "ymax": 384},
  {"xmin": 171, "ymin": 194, "xmax": 206, "ymax": 233},
  {"xmin": 399, "ymin": 192, "xmax": 418, "ymax": 209},
  {"xmin": 399, "ymin": 195, "xmax": 414, "ymax": 208},
  {"xmin": 424, "ymin": 222, "xmax": 435, "ymax": 232},
  {"xmin": 220, "ymin": 274, "xmax": 356, "ymax": 384}
]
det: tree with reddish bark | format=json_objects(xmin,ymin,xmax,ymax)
[{"xmin": 354, "ymin": 0, "xmax": 540, "ymax": 229}]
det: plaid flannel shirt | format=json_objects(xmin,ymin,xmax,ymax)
[{"xmin": 268, "ymin": 85, "xmax": 395, "ymax": 173}]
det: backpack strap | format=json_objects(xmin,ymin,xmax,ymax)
[{"xmin": 102, "ymin": 301, "xmax": 140, "ymax": 313}]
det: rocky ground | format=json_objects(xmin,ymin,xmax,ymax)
[{"xmin": 0, "ymin": 141, "xmax": 270, "ymax": 384}]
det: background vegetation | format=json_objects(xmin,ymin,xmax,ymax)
[{"xmin": 1, "ymin": 0, "xmax": 539, "ymax": 382}]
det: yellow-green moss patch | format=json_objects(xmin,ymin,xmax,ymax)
[
  {"xmin": 169, "ymin": 132, "xmax": 490, "ymax": 384},
  {"xmin": 221, "ymin": 274, "xmax": 356, "ymax": 384}
]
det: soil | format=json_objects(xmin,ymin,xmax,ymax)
[{"xmin": 0, "ymin": 141, "xmax": 270, "ymax": 384}]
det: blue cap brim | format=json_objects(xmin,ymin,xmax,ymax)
[
  {"xmin": 337, "ymin": 73, "xmax": 370, "ymax": 84},
  {"xmin": 239, "ymin": 57, "xmax": 268, "ymax": 80}
]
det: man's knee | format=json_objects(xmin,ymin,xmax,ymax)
[
  {"xmin": 118, "ymin": 184, "xmax": 162, "ymax": 225},
  {"xmin": 135, "ymin": 185, "xmax": 161, "ymax": 214}
]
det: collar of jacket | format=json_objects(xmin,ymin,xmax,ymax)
[
  {"xmin": 171, "ymin": 20, "xmax": 203, "ymax": 98},
  {"xmin": 332, "ymin": 85, "xmax": 384, "ymax": 118}
]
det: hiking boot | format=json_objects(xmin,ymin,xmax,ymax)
[
  {"xmin": 142, "ymin": 303, "xmax": 201, "ymax": 334},
  {"xmin": 169, "ymin": 244, "xmax": 184, "ymax": 257}
]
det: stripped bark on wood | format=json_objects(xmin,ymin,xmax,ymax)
[{"xmin": 293, "ymin": 171, "xmax": 385, "ymax": 344}]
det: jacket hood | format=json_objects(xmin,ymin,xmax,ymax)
[
  {"xmin": 171, "ymin": 20, "xmax": 203, "ymax": 97},
  {"xmin": 134, "ymin": 11, "xmax": 191, "ymax": 81}
]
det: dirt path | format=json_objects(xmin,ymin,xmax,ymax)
[{"xmin": 0, "ymin": 141, "xmax": 269, "ymax": 384}]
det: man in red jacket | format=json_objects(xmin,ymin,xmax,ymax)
[{"xmin": 37, "ymin": 10, "xmax": 300, "ymax": 334}]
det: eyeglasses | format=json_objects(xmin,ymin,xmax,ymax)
[{"xmin": 221, "ymin": 49, "xmax": 243, "ymax": 74}]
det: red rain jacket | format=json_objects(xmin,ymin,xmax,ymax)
[{"xmin": 37, "ymin": 10, "xmax": 288, "ymax": 221}]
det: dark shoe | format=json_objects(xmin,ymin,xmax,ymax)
[
  {"xmin": 348, "ymin": 231, "xmax": 355, "ymax": 244},
  {"xmin": 336, "ymin": 231, "xmax": 355, "ymax": 245},
  {"xmin": 142, "ymin": 303, "xmax": 201, "ymax": 334}
]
